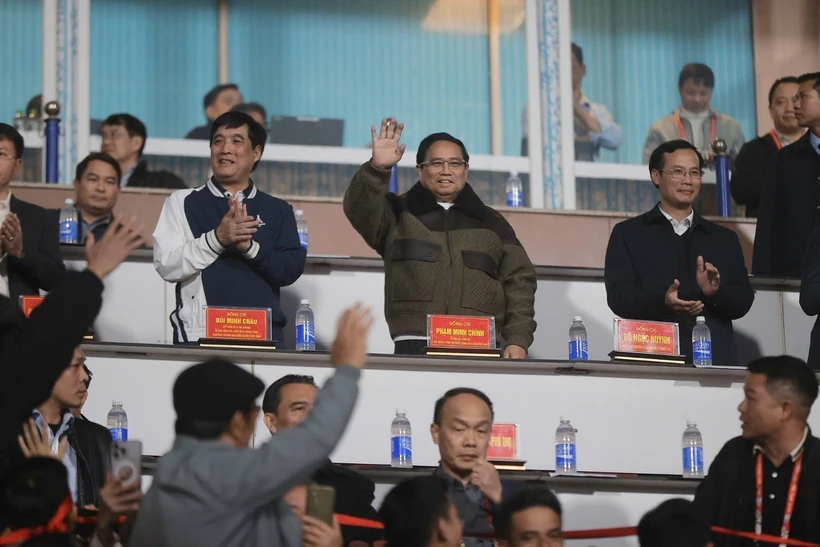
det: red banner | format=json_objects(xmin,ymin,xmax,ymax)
[
  {"xmin": 614, "ymin": 319, "xmax": 679, "ymax": 355},
  {"xmin": 487, "ymin": 423, "xmax": 518, "ymax": 460},
  {"xmin": 427, "ymin": 315, "xmax": 493, "ymax": 349},
  {"xmin": 19, "ymin": 296, "xmax": 45, "ymax": 318},
  {"xmin": 204, "ymin": 307, "xmax": 271, "ymax": 341}
]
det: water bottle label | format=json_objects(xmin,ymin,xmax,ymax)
[
  {"xmin": 299, "ymin": 232, "xmax": 308, "ymax": 250},
  {"xmin": 391, "ymin": 435, "xmax": 412, "ymax": 460},
  {"xmin": 506, "ymin": 189, "xmax": 523, "ymax": 207},
  {"xmin": 683, "ymin": 446, "xmax": 703, "ymax": 473},
  {"xmin": 569, "ymin": 340, "xmax": 588, "ymax": 360},
  {"xmin": 59, "ymin": 222, "xmax": 77, "ymax": 243},
  {"xmin": 555, "ymin": 442, "xmax": 576, "ymax": 467},
  {"xmin": 110, "ymin": 427, "xmax": 128, "ymax": 441},
  {"xmin": 296, "ymin": 324, "xmax": 315, "ymax": 347},
  {"xmin": 693, "ymin": 340, "xmax": 712, "ymax": 360}
]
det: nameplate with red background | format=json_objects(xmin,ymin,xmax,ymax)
[
  {"xmin": 426, "ymin": 315, "xmax": 495, "ymax": 349},
  {"xmin": 486, "ymin": 423, "xmax": 519, "ymax": 460},
  {"xmin": 613, "ymin": 318, "xmax": 680, "ymax": 355},
  {"xmin": 19, "ymin": 296, "xmax": 45, "ymax": 318},
  {"xmin": 205, "ymin": 307, "xmax": 271, "ymax": 341}
]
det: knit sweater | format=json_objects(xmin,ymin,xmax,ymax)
[{"xmin": 343, "ymin": 161, "xmax": 537, "ymax": 349}]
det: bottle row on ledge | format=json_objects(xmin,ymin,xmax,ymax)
[{"xmin": 389, "ymin": 411, "xmax": 706, "ymax": 478}]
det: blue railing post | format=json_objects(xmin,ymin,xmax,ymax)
[
  {"xmin": 44, "ymin": 101, "xmax": 61, "ymax": 184},
  {"xmin": 711, "ymin": 138, "xmax": 731, "ymax": 217}
]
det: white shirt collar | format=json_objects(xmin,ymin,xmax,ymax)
[
  {"xmin": 659, "ymin": 207, "xmax": 694, "ymax": 231},
  {"xmin": 0, "ymin": 191, "xmax": 12, "ymax": 210},
  {"xmin": 753, "ymin": 427, "xmax": 810, "ymax": 462}
]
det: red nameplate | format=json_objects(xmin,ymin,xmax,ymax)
[
  {"xmin": 427, "ymin": 315, "xmax": 495, "ymax": 349},
  {"xmin": 613, "ymin": 318, "xmax": 680, "ymax": 355},
  {"xmin": 205, "ymin": 307, "xmax": 272, "ymax": 341},
  {"xmin": 487, "ymin": 423, "xmax": 518, "ymax": 460},
  {"xmin": 19, "ymin": 296, "xmax": 45, "ymax": 318}
]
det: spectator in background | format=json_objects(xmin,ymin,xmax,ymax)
[
  {"xmin": 29, "ymin": 346, "xmax": 111, "ymax": 507},
  {"xmin": 74, "ymin": 152, "xmax": 121, "ymax": 244},
  {"xmin": 344, "ymin": 118, "xmax": 537, "ymax": 357},
  {"xmin": 638, "ymin": 499, "xmax": 711, "ymax": 547},
  {"xmin": 70, "ymin": 363, "xmax": 92, "ymax": 420},
  {"xmin": 693, "ymin": 356, "xmax": 820, "ymax": 547},
  {"xmin": 379, "ymin": 475, "xmax": 463, "ymax": 547},
  {"xmin": 753, "ymin": 72, "xmax": 820, "ymax": 278},
  {"xmin": 232, "ymin": 103, "xmax": 268, "ymax": 130},
  {"xmin": 495, "ymin": 488, "xmax": 563, "ymax": 547},
  {"xmin": 129, "ymin": 305, "xmax": 373, "ymax": 547},
  {"xmin": 100, "ymin": 114, "xmax": 187, "ymax": 189},
  {"xmin": 643, "ymin": 64, "xmax": 745, "ymax": 164},
  {"xmin": 185, "ymin": 83, "xmax": 243, "ymax": 140},
  {"xmin": 521, "ymin": 43, "xmax": 622, "ymax": 160},
  {"xmin": 605, "ymin": 140, "xmax": 754, "ymax": 365},
  {"xmin": 431, "ymin": 388, "xmax": 523, "ymax": 547},
  {"xmin": 0, "ymin": 217, "xmax": 145, "ymax": 478},
  {"xmin": 262, "ymin": 374, "xmax": 381, "ymax": 545},
  {"xmin": 0, "ymin": 123, "xmax": 65, "ymax": 305},
  {"xmin": 800, "ymin": 226, "xmax": 820, "ymax": 369},
  {"xmin": 153, "ymin": 111, "xmax": 306, "ymax": 345},
  {"xmin": 731, "ymin": 77, "xmax": 803, "ymax": 218}
]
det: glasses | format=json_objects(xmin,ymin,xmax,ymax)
[
  {"xmin": 663, "ymin": 168, "xmax": 704, "ymax": 181},
  {"xmin": 0, "ymin": 151, "xmax": 16, "ymax": 161},
  {"xmin": 419, "ymin": 159, "xmax": 468, "ymax": 171}
]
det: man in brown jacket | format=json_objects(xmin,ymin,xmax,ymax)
[{"xmin": 343, "ymin": 117, "xmax": 537, "ymax": 358}]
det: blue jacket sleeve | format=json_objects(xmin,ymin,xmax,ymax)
[{"xmin": 242, "ymin": 204, "xmax": 307, "ymax": 288}]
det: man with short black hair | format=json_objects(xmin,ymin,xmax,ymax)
[
  {"xmin": 153, "ymin": 111, "xmax": 306, "ymax": 344},
  {"xmin": 185, "ymin": 83, "xmax": 243, "ymax": 140},
  {"xmin": 31, "ymin": 347, "xmax": 111, "ymax": 508},
  {"xmin": 639, "ymin": 498, "xmax": 711, "ymax": 547},
  {"xmin": 74, "ymin": 152, "xmax": 121, "ymax": 244},
  {"xmin": 754, "ymin": 72, "xmax": 820, "ymax": 277},
  {"xmin": 344, "ymin": 118, "xmax": 537, "ymax": 357},
  {"xmin": 431, "ymin": 387, "xmax": 523, "ymax": 547},
  {"xmin": 0, "ymin": 123, "xmax": 65, "ymax": 304},
  {"xmin": 694, "ymin": 356, "xmax": 820, "ymax": 547},
  {"xmin": 130, "ymin": 304, "xmax": 373, "ymax": 547},
  {"xmin": 261, "ymin": 373, "xmax": 381, "ymax": 545},
  {"xmin": 379, "ymin": 475, "xmax": 463, "ymax": 547},
  {"xmin": 495, "ymin": 488, "xmax": 563, "ymax": 547},
  {"xmin": 100, "ymin": 113, "xmax": 186, "ymax": 189},
  {"xmin": 232, "ymin": 103, "xmax": 268, "ymax": 130},
  {"xmin": 605, "ymin": 140, "xmax": 753, "ymax": 365},
  {"xmin": 643, "ymin": 63, "xmax": 745, "ymax": 163},
  {"xmin": 731, "ymin": 77, "xmax": 804, "ymax": 218}
]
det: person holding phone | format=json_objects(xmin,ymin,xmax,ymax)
[{"xmin": 130, "ymin": 304, "xmax": 373, "ymax": 547}]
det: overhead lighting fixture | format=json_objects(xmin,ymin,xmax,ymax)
[{"xmin": 422, "ymin": 0, "xmax": 526, "ymax": 34}]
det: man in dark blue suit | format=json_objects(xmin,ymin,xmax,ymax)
[
  {"xmin": 431, "ymin": 388, "xmax": 525, "ymax": 547},
  {"xmin": 0, "ymin": 124, "xmax": 64, "ymax": 305},
  {"xmin": 604, "ymin": 139, "xmax": 754, "ymax": 365}
]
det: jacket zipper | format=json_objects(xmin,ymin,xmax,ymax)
[{"xmin": 444, "ymin": 209, "xmax": 453, "ymax": 314}]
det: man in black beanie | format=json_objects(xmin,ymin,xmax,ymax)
[{"xmin": 130, "ymin": 304, "xmax": 374, "ymax": 547}]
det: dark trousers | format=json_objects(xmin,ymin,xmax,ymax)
[{"xmin": 394, "ymin": 339, "xmax": 427, "ymax": 355}]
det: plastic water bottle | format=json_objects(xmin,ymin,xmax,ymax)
[
  {"xmin": 506, "ymin": 172, "xmax": 523, "ymax": 207},
  {"xmin": 692, "ymin": 316, "xmax": 712, "ymax": 367},
  {"xmin": 295, "ymin": 299, "xmax": 315, "ymax": 351},
  {"xmin": 295, "ymin": 209, "xmax": 308, "ymax": 251},
  {"xmin": 13, "ymin": 110, "xmax": 24, "ymax": 131},
  {"xmin": 568, "ymin": 316, "xmax": 588, "ymax": 360},
  {"xmin": 391, "ymin": 410, "xmax": 412, "ymax": 468},
  {"xmin": 58, "ymin": 198, "xmax": 78, "ymax": 244},
  {"xmin": 682, "ymin": 421, "xmax": 704, "ymax": 478},
  {"xmin": 107, "ymin": 401, "xmax": 128, "ymax": 441},
  {"xmin": 555, "ymin": 417, "xmax": 577, "ymax": 474}
]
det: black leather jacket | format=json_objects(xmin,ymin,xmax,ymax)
[{"xmin": 67, "ymin": 417, "xmax": 112, "ymax": 507}]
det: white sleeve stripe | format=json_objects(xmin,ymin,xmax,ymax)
[{"xmin": 243, "ymin": 240, "xmax": 260, "ymax": 259}]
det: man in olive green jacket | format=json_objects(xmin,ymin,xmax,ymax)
[{"xmin": 343, "ymin": 118, "xmax": 537, "ymax": 358}]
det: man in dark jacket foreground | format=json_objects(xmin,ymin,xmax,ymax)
[{"xmin": 694, "ymin": 356, "xmax": 820, "ymax": 547}]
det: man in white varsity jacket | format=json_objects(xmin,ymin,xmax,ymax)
[{"xmin": 153, "ymin": 111, "xmax": 306, "ymax": 344}]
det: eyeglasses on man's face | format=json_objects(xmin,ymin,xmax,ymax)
[
  {"xmin": 418, "ymin": 159, "xmax": 468, "ymax": 171},
  {"xmin": 662, "ymin": 167, "xmax": 704, "ymax": 181}
]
